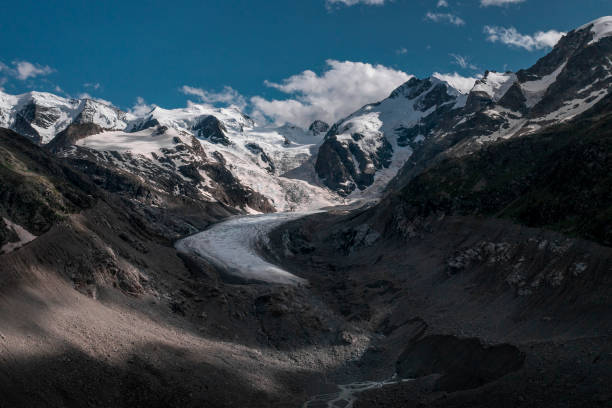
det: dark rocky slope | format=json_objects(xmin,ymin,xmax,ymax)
[
  {"xmin": 0, "ymin": 128, "xmax": 96, "ymax": 246},
  {"xmin": 266, "ymin": 96, "xmax": 612, "ymax": 406},
  {"xmin": 391, "ymin": 94, "xmax": 612, "ymax": 246}
]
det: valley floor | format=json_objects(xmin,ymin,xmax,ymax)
[{"xmin": 1, "ymin": 201, "xmax": 611, "ymax": 408}]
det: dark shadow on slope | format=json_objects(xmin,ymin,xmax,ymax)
[
  {"xmin": 396, "ymin": 335, "xmax": 525, "ymax": 392},
  {"xmin": 0, "ymin": 343, "xmax": 303, "ymax": 408}
]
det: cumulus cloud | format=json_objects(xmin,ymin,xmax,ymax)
[
  {"xmin": 0, "ymin": 60, "xmax": 55, "ymax": 81},
  {"xmin": 484, "ymin": 26, "xmax": 565, "ymax": 51},
  {"xmin": 180, "ymin": 85, "xmax": 247, "ymax": 110},
  {"xmin": 437, "ymin": 0, "xmax": 449, "ymax": 7},
  {"xmin": 450, "ymin": 53, "xmax": 479, "ymax": 70},
  {"xmin": 326, "ymin": 0, "xmax": 386, "ymax": 7},
  {"xmin": 129, "ymin": 96, "xmax": 156, "ymax": 117},
  {"xmin": 14, "ymin": 61, "xmax": 54, "ymax": 80},
  {"xmin": 432, "ymin": 72, "xmax": 478, "ymax": 94},
  {"xmin": 250, "ymin": 59, "xmax": 411, "ymax": 127},
  {"xmin": 425, "ymin": 12, "xmax": 465, "ymax": 26},
  {"xmin": 481, "ymin": 0, "xmax": 525, "ymax": 6}
]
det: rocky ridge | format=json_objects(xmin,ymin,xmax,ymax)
[{"xmin": 316, "ymin": 17, "xmax": 612, "ymax": 196}]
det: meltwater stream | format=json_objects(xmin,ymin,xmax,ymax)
[
  {"xmin": 303, "ymin": 376, "xmax": 413, "ymax": 408},
  {"xmin": 175, "ymin": 212, "xmax": 319, "ymax": 285}
]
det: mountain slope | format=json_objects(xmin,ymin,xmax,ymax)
[
  {"xmin": 386, "ymin": 93, "xmax": 612, "ymax": 246},
  {"xmin": 0, "ymin": 130, "xmax": 319, "ymax": 408},
  {"xmin": 0, "ymin": 128, "xmax": 96, "ymax": 252},
  {"xmin": 316, "ymin": 16, "xmax": 612, "ymax": 198},
  {"xmin": 315, "ymin": 74, "xmax": 472, "ymax": 196}
]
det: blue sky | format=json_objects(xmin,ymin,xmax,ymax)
[{"xmin": 0, "ymin": 0, "xmax": 609, "ymax": 126}]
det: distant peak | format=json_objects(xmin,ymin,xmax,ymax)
[
  {"xmin": 308, "ymin": 120, "xmax": 330, "ymax": 135},
  {"xmin": 432, "ymin": 72, "xmax": 478, "ymax": 95}
]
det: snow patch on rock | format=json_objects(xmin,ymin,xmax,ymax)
[
  {"xmin": 473, "ymin": 72, "xmax": 517, "ymax": 102},
  {"xmin": 521, "ymin": 62, "xmax": 567, "ymax": 108},
  {"xmin": 1, "ymin": 218, "xmax": 37, "ymax": 254}
]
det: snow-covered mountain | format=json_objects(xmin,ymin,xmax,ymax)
[
  {"xmin": 0, "ymin": 91, "xmax": 128, "ymax": 144},
  {"xmin": 0, "ymin": 89, "xmax": 341, "ymax": 212},
  {"xmin": 1, "ymin": 16, "xmax": 611, "ymax": 212},
  {"xmin": 315, "ymin": 74, "xmax": 473, "ymax": 196},
  {"xmin": 316, "ymin": 16, "xmax": 612, "ymax": 196},
  {"xmin": 69, "ymin": 115, "xmax": 339, "ymax": 212}
]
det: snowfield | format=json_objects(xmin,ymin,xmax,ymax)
[
  {"xmin": 176, "ymin": 212, "xmax": 319, "ymax": 285},
  {"xmin": 580, "ymin": 15, "xmax": 612, "ymax": 45}
]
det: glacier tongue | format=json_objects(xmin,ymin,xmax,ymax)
[{"xmin": 176, "ymin": 212, "xmax": 317, "ymax": 285}]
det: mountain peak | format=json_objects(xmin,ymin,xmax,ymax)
[
  {"xmin": 577, "ymin": 16, "xmax": 612, "ymax": 44},
  {"xmin": 431, "ymin": 73, "xmax": 478, "ymax": 95},
  {"xmin": 308, "ymin": 120, "xmax": 330, "ymax": 135},
  {"xmin": 471, "ymin": 71, "xmax": 517, "ymax": 102}
]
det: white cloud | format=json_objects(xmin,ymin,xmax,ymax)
[
  {"xmin": 180, "ymin": 85, "xmax": 246, "ymax": 110},
  {"xmin": 78, "ymin": 92, "xmax": 112, "ymax": 106},
  {"xmin": 396, "ymin": 47, "xmax": 408, "ymax": 55},
  {"xmin": 481, "ymin": 0, "xmax": 525, "ymax": 6},
  {"xmin": 14, "ymin": 61, "xmax": 54, "ymax": 80},
  {"xmin": 84, "ymin": 82, "xmax": 101, "ymax": 90},
  {"xmin": 326, "ymin": 0, "xmax": 386, "ymax": 6},
  {"xmin": 0, "ymin": 60, "xmax": 55, "ymax": 81},
  {"xmin": 432, "ymin": 72, "xmax": 478, "ymax": 94},
  {"xmin": 450, "ymin": 53, "xmax": 479, "ymax": 70},
  {"xmin": 250, "ymin": 59, "xmax": 411, "ymax": 127},
  {"xmin": 129, "ymin": 96, "xmax": 156, "ymax": 117},
  {"xmin": 484, "ymin": 26, "xmax": 565, "ymax": 51},
  {"xmin": 437, "ymin": 0, "xmax": 449, "ymax": 7},
  {"xmin": 425, "ymin": 12, "xmax": 465, "ymax": 26}
]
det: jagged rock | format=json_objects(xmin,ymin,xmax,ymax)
[
  {"xmin": 316, "ymin": 130, "xmax": 393, "ymax": 196},
  {"xmin": 193, "ymin": 115, "xmax": 230, "ymax": 146},
  {"xmin": 245, "ymin": 142, "xmax": 275, "ymax": 174},
  {"xmin": 308, "ymin": 120, "xmax": 330, "ymax": 135},
  {"xmin": 46, "ymin": 123, "xmax": 104, "ymax": 153},
  {"xmin": 130, "ymin": 117, "xmax": 160, "ymax": 132},
  {"xmin": 12, "ymin": 111, "xmax": 42, "ymax": 143}
]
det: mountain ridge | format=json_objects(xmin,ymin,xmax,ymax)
[{"xmin": 0, "ymin": 16, "xmax": 610, "ymax": 212}]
